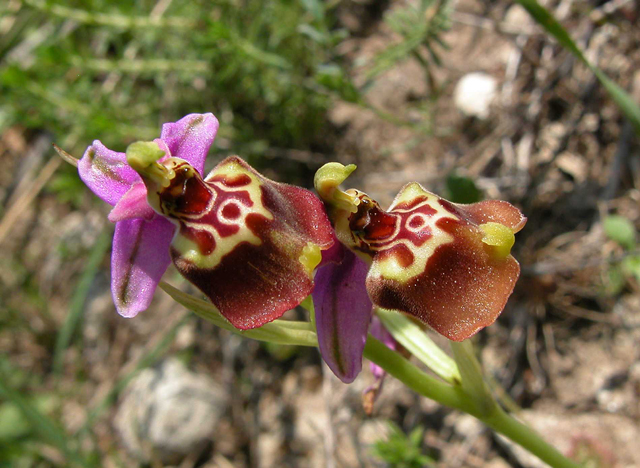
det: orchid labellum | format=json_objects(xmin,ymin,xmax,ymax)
[{"xmin": 312, "ymin": 163, "xmax": 526, "ymax": 381}]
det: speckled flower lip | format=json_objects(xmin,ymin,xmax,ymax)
[
  {"xmin": 71, "ymin": 113, "xmax": 336, "ymax": 330},
  {"xmin": 136, "ymin": 154, "xmax": 335, "ymax": 330},
  {"xmin": 312, "ymin": 162, "xmax": 526, "ymax": 380}
]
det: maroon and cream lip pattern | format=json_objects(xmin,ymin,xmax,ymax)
[
  {"xmin": 315, "ymin": 163, "xmax": 526, "ymax": 342},
  {"xmin": 138, "ymin": 155, "xmax": 335, "ymax": 330},
  {"xmin": 155, "ymin": 157, "xmax": 274, "ymax": 268}
]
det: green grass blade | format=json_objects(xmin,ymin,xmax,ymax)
[
  {"xmin": 24, "ymin": 0, "xmax": 197, "ymax": 29},
  {"xmin": 0, "ymin": 361, "xmax": 92, "ymax": 467},
  {"xmin": 53, "ymin": 230, "xmax": 111, "ymax": 375},
  {"xmin": 516, "ymin": 0, "xmax": 640, "ymax": 135}
]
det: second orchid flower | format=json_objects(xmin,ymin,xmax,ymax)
[{"xmin": 312, "ymin": 163, "xmax": 526, "ymax": 382}]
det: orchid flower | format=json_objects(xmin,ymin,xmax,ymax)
[
  {"xmin": 64, "ymin": 118, "xmax": 581, "ymax": 467},
  {"xmin": 312, "ymin": 163, "xmax": 526, "ymax": 383},
  {"xmin": 75, "ymin": 113, "xmax": 335, "ymax": 328},
  {"xmin": 77, "ymin": 113, "xmax": 219, "ymax": 318},
  {"xmin": 72, "ymin": 113, "xmax": 524, "ymax": 388}
]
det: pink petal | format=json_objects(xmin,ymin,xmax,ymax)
[
  {"xmin": 108, "ymin": 182, "xmax": 155, "ymax": 223},
  {"xmin": 111, "ymin": 217, "xmax": 175, "ymax": 317},
  {"xmin": 312, "ymin": 246, "xmax": 373, "ymax": 383},
  {"xmin": 78, "ymin": 141, "xmax": 140, "ymax": 206},
  {"xmin": 160, "ymin": 113, "xmax": 219, "ymax": 174}
]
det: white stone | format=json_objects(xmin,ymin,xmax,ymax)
[
  {"xmin": 454, "ymin": 72, "xmax": 498, "ymax": 119},
  {"xmin": 114, "ymin": 358, "xmax": 226, "ymax": 463}
]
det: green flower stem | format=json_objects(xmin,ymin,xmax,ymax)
[
  {"xmin": 364, "ymin": 336, "xmax": 580, "ymax": 468},
  {"xmin": 163, "ymin": 285, "xmax": 578, "ymax": 468},
  {"xmin": 450, "ymin": 340, "xmax": 496, "ymax": 416},
  {"xmin": 482, "ymin": 408, "xmax": 581, "ymax": 468},
  {"xmin": 363, "ymin": 336, "xmax": 476, "ymax": 413}
]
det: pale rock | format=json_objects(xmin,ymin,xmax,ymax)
[
  {"xmin": 504, "ymin": 4, "xmax": 534, "ymax": 29},
  {"xmin": 454, "ymin": 73, "xmax": 498, "ymax": 120},
  {"xmin": 114, "ymin": 358, "xmax": 226, "ymax": 464},
  {"xmin": 555, "ymin": 152, "xmax": 588, "ymax": 183}
]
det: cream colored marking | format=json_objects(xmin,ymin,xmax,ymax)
[
  {"xmin": 389, "ymin": 199, "xmax": 432, "ymax": 213},
  {"xmin": 173, "ymin": 160, "xmax": 273, "ymax": 269},
  {"xmin": 368, "ymin": 183, "xmax": 459, "ymax": 283},
  {"xmin": 389, "ymin": 183, "xmax": 431, "ymax": 209}
]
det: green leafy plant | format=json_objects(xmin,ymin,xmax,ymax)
[
  {"xmin": 0, "ymin": 359, "xmax": 95, "ymax": 468},
  {"xmin": 371, "ymin": 422, "xmax": 435, "ymax": 468},
  {"xmin": 445, "ymin": 172, "xmax": 482, "ymax": 204},
  {"xmin": 0, "ymin": 0, "xmax": 345, "ymax": 161},
  {"xmin": 603, "ymin": 215, "xmax": 640, "ymax": 293},
  {"xmin": 366, "ymin": 0, "xmax": 451, "ymax": 85}
]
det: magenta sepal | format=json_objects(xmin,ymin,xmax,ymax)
[
  {"xmin": 111, "ymin": 217, "xmax": 175, "ymax": 317},
  {"xmin": 159, "ymin": 113, "xmax": 218, "ymax": 174},
  {"xmin": 312, "ymin": 243, "xmax": 373, "ymax": 383},
  {"xmin": 78, "ymin": 141, "xmax": 140, "ymax": 206}
]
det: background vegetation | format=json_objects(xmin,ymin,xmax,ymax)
[{"xmin": 1, "ymin": 0, "xmax": 639, "ymax": 466}]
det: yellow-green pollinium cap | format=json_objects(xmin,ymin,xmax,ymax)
[
  {"xmin": 126, "ymin": 141, "xmax": 172, "ymax": 187},
  {"xmin": 479, "ymin": 222, "xmax": 515, "ymax": 260},
  {"xmin": 314, "ymin": 162, "xmax": 359, "ymax": 213}
]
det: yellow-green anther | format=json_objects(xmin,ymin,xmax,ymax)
[
  {"xmin": 479, "ymin": 222, "xmax": 515, "ymax": 260},
  {"xmin": 299, "ymin": 242, "xmax": 322, "ymax": 277},
  {"xmin": 314, "ymin": 163, "xmax": 359, "ymax": 213},
  {"xmin": 126, "ymin": 141, "xmax": 172, "ymax": 187}
]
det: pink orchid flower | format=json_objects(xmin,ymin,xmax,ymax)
[{"xmin": 78, "ymin": 113, "xmax": 335, "ymax": 329}]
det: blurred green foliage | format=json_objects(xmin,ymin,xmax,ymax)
[
  {"xmin": 366, "ymin": 0, "xmax": 450, "ymax": 85},
  {"xmin": 445, "ymin": 171, "xmax": 482, "ymax": 204},
  {"xmin": 603, "ymin": 215, "xmax": 640, "ymax": 294},
  {"xmin": 0, "ymin": 0, "xmax": 456, "ymax": 173},
  {"xmin": 604, "ymin": 215, "xmax": 636, "ymax": 251},
  {"xmin": 371, "ymin": 422, "xmax": 435, "ymax": 468},
  {"xmin": 0, "ymin": 359, "xmax": 96, "ymax": 468},
  {"xmin": 0, "ymin": 0, "xmax": 349, "ymax": 162}
]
